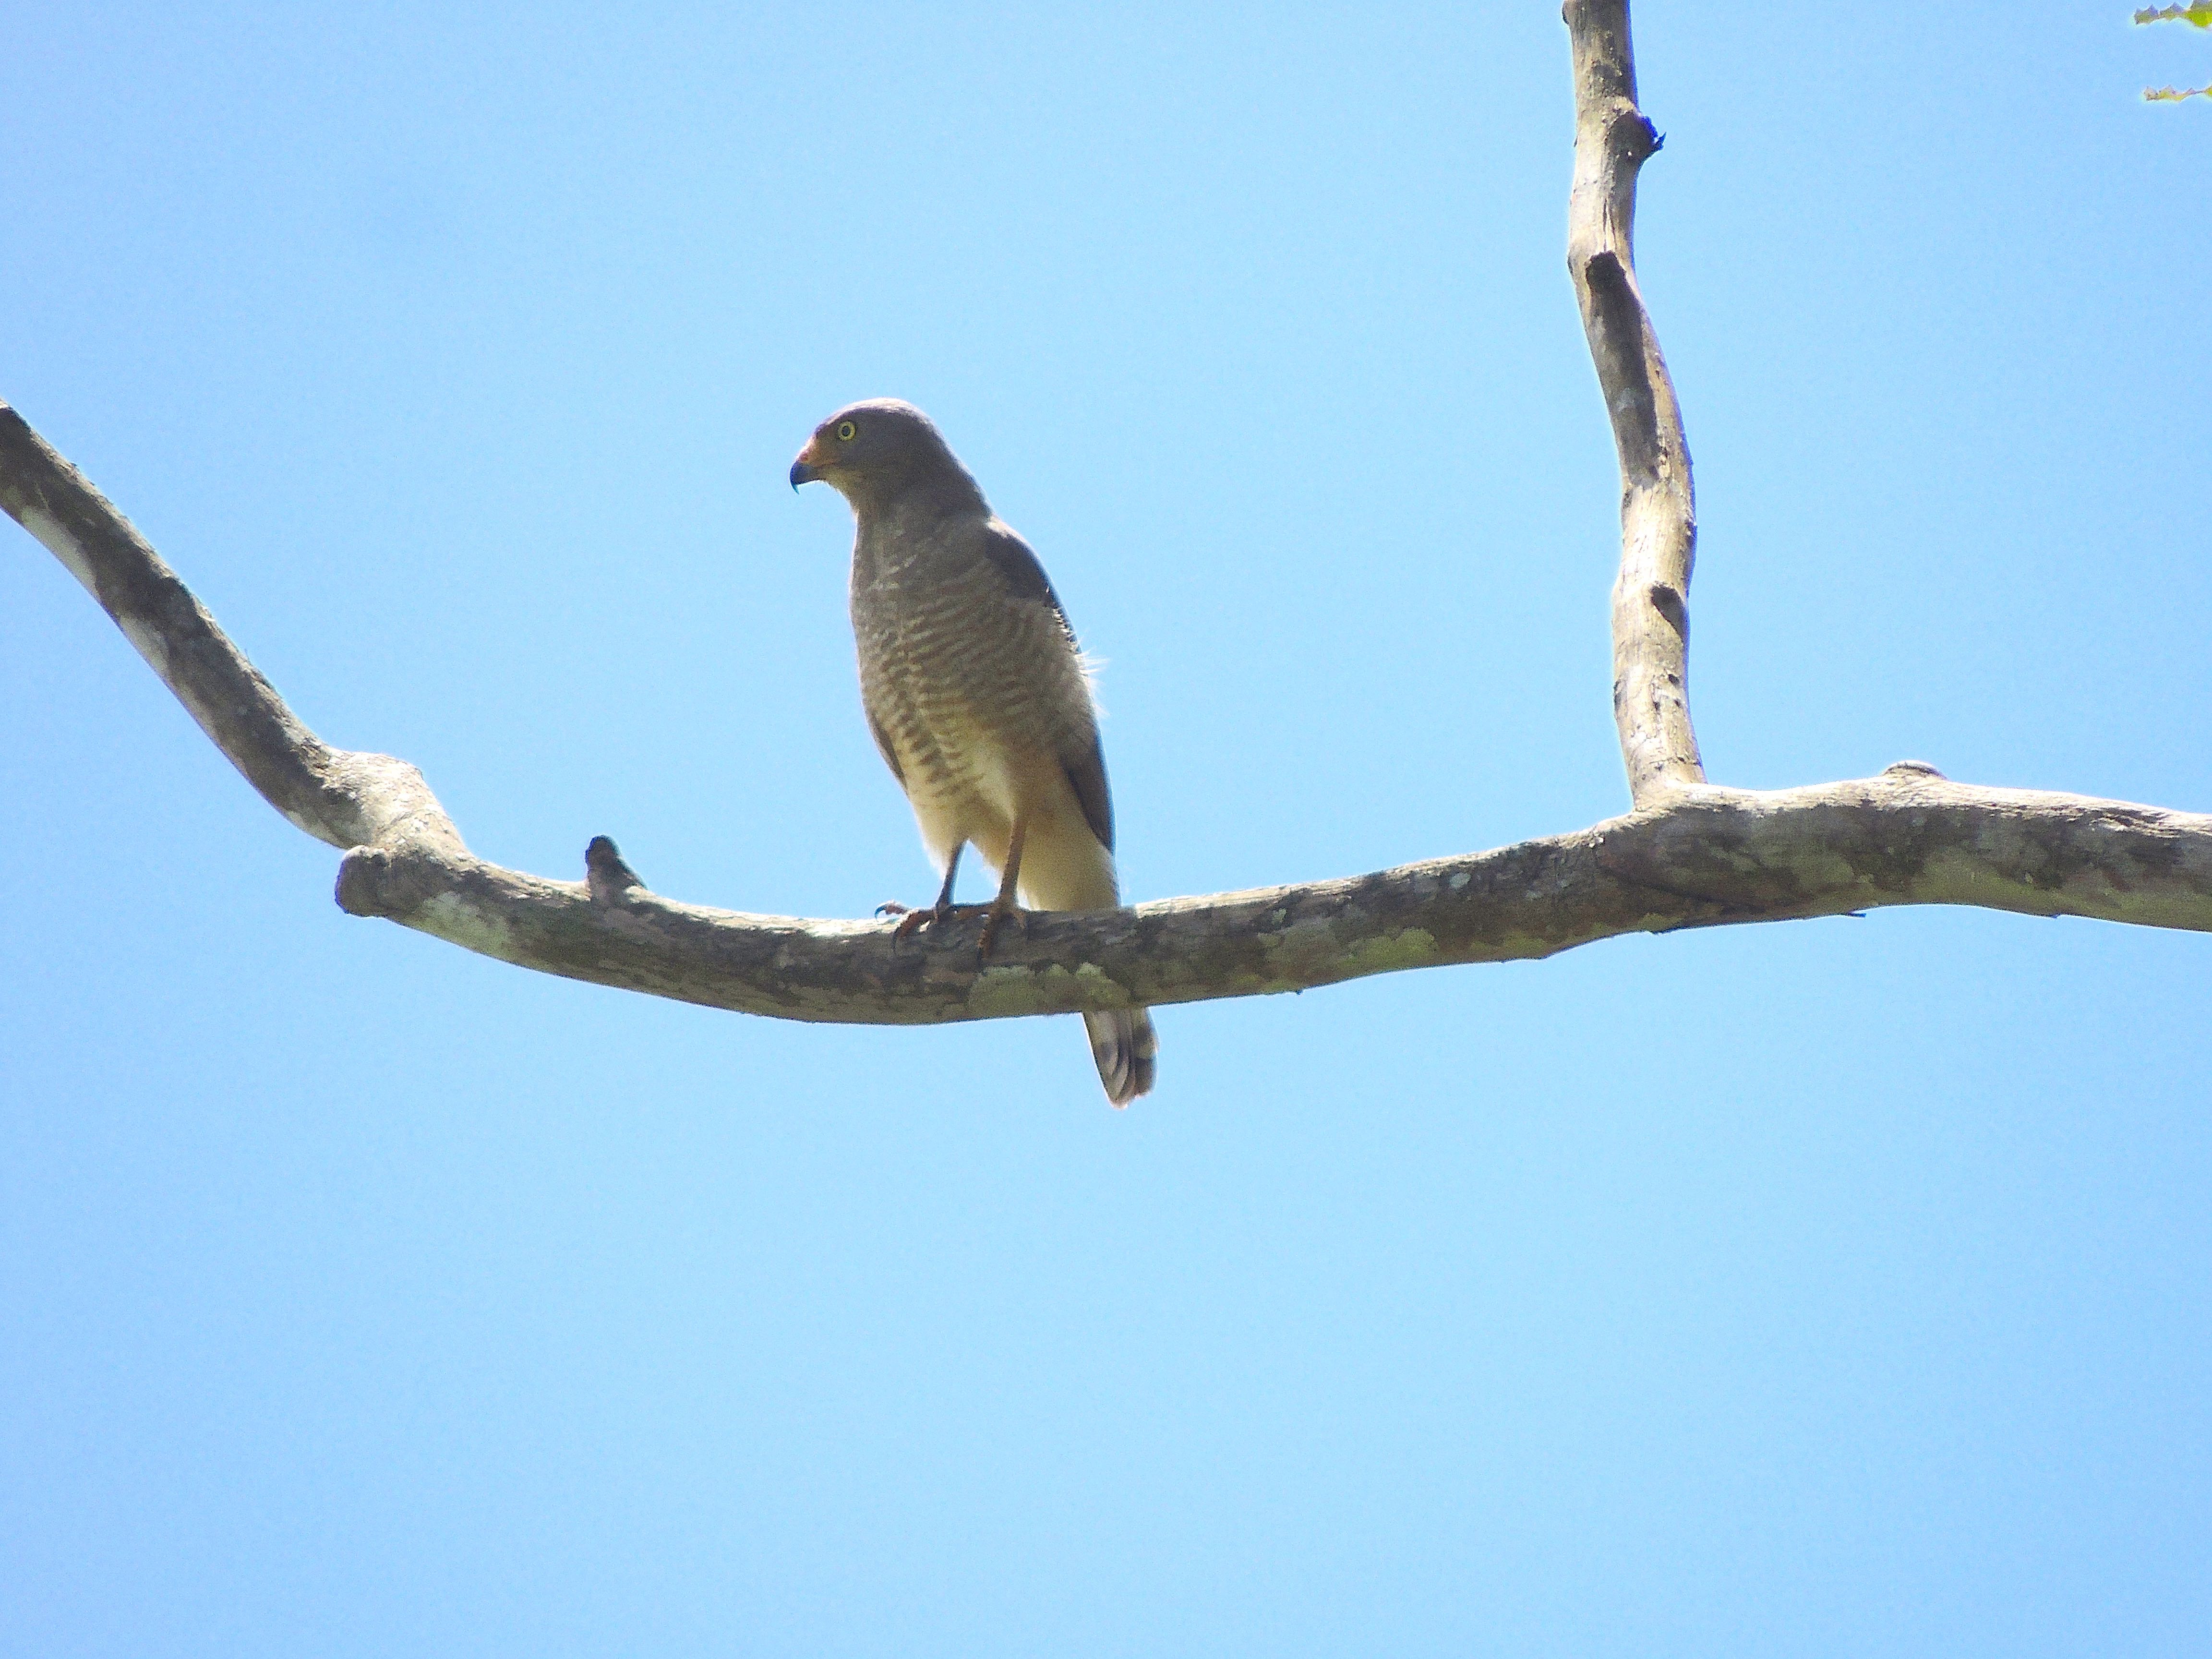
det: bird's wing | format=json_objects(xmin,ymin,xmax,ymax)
[
  {"xmin": 865, "ymin": 708, "xmax": 905, "ymax": 787},
  {"xmin": 978, "ymin": 519, "xmax": 1115, "ymax": 854},
  {"xmin": 976, "ymin": 517, "xmax": 1074, "ymax": 634},
  {"xmin": 1060, "ymin": 728, "xmax": 1114, "ymax": 854}
]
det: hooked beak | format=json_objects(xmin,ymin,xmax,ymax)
[{"xmin": 789, "ymin": 433, "xmax": 831, "ymax": 491}]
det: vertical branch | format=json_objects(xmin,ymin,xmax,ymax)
[{"xmin": 1565, "ymin": 0, "xmax": 1705, "ymax": 805}]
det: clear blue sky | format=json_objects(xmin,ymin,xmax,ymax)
[{"xmin": 5, "ymin": 4, "xmax": 2209, "ymax": 1655}]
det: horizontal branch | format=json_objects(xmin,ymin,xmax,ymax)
[
  {"xmin": 9, "ymin": 391, "xmax": 2212, "ymax": 1029},
  {"xmin": 330, "ymin": 767, "xmax": 2212, "ymax": 1023}
]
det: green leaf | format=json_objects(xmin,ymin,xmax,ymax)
[{"xmin": 2134, "ymin": 2, "xmax": 2212, "ymax": 25}]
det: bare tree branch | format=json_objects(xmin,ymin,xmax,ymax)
[
  {"xmin": 0, "ymin": 411, "xmax": 461, "ymax": 866},
  {"xmin": 6, "ymin": 0, "xmax": 2209, "ymax": 1036},
  {"xmin": 1567, "ymin": 0, "xmax": 1704, "ymax": 805}
]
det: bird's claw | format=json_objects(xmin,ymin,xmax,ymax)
[
  {"xmin": 880, "ymin": 896, "xmax": 1026, "ymax": 957},
  {"xmin": 883, "ymin": 898, "xmax": 971, "ymax": 946},
  {"xmin": 877, "ymin": 900, "xmax": 930, "ymax": 942},
  {"xmin": 975, "ymin": 900, "xmax": 1028, "ymax": 963}
]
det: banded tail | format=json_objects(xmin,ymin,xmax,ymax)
[{"xmin": 1085, "ymin": 1007, "xmax": 1157, "ymax": 1107}]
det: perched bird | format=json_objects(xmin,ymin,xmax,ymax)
[{"xmin": 791, "ymin": 399, "xmax": 1157, "ymax": 1106}]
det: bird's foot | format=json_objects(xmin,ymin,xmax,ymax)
[
  {"xmin": 878, "ymin": 898, "xmax": 949, "ymax": 944},
  {"xmin": 975, "ymin": 896, "xmax": 1029, "ymax": 962},
  {"xmin": 879, "ymin": 898, "xmax": 995, "ymax": 947}
]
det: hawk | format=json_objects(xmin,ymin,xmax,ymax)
[{"xmin": 791, "ymin": 399, "xmax": 1157, "ymax": 1106}]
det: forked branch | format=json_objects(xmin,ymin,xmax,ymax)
[{"xmin": 5, "ymin": 0, "xmax": 2209, "ymax": 1035}]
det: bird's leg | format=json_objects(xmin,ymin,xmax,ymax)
[
  {"xmin": 975, "ymin": 817, "xmax": 1028, "ymax": 962},
  {"xmin": 879, "ymin": 846, "xmax": 963, "ymax": 943}
]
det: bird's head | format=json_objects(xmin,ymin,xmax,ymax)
[{"xmin": 789, "ymin": 399, "xmax": 978, "ymax": 512}]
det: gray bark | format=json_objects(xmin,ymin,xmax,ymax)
[
  {"xmin": 1567, "ymin": 0, "xmax": 1705, "ymax": 803},
  {"xmin": 5, "ymin": 0, "xmax": 2208, "ymax": 1031}
]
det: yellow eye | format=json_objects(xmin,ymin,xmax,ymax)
[{"xmin": 836, "ymin": 421, "xmax": 856, "ymax": 441}]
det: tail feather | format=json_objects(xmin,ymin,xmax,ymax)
[
  {"xmin": 1084, "ymin": 1007, "xmax": 1157, "ymax": 1107},
  {"xmin": 1010, "ymin": 813, "xmax": 1154, "ymax": 1106}
]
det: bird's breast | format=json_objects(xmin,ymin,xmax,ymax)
[{"xmin": 854, "ymin": 565, "xmax": 1028, "ymax": 811}]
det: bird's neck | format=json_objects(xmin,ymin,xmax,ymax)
[
  {"xmin": 842, "ymin": 460, "xmax": 989, "ymax": 527},
  {"xmin": 853, "ymin": 496, "xmax": 980, "ymax": 584}
]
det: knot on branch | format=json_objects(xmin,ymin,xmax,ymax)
[
  {"xmin": 586, "ymin": 835, "xmax": 646, "ymax": 903},
  {"xmin": 1581, "ymin": 253, "xmax": 1664, "ymax": 481},
  {"xmin": 1605, "ymin": 108, "xmax": 1660, "ymax": 168},
  {"xmin": 335, "ymin": 844, "xmax": 444, "ymax": 919}
]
